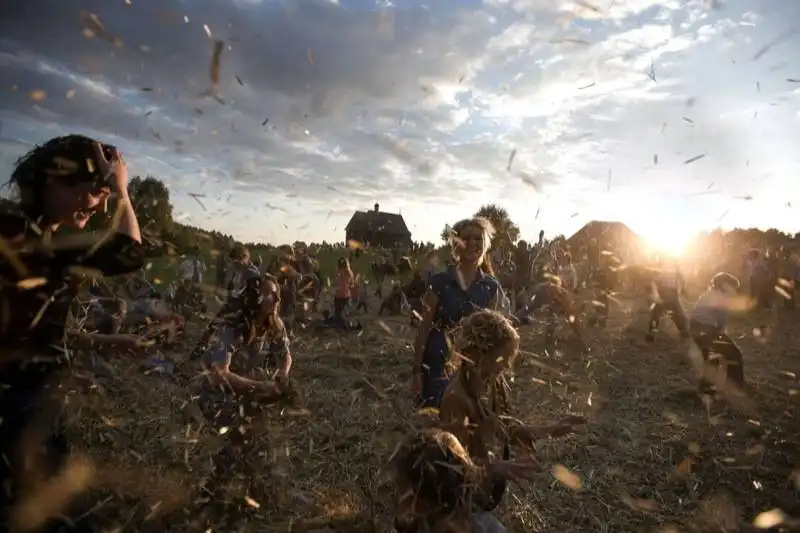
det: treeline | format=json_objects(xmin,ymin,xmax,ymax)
[{"xmin": 2, "ymin": 174, "xmax": 796, "ymax": 258}]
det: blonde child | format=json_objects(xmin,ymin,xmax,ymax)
[{"xmin": 438, "ymin": 310, "xmax": 587, "ymax": 516}]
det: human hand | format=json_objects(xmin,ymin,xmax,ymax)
[{"xmin": 93, "ymin": 142, "xmax": 129, "ymax": 195}]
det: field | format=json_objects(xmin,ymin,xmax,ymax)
[
  {"xmin": 141, "ymin": 246, "xmax": 434, "ymax": 287},
  {"xmin": 60, "ymin": 282, "xmax": 800, "ymax": 533}
]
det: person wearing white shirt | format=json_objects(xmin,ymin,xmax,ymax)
[
  {"xmin": 180, "ymin": 247, "xmax": 207, "ymax": 284},
  {"xmin": 646, "ymin": 258, "xmax": 689, "ymax": 342}
]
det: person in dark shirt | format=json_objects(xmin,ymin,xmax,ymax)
[
  {"xmin": 191, "ymin": 245, "xmax": 291, "ymax": 400},
  {"xmin": 0, "ymin": 134, "xmax": 147, "ymax": 532},
  {"xmin": 189, "ymin": 246, "xmax": 293, "ymax": 494},
  {"xmin": 412, "ymin": 217, "xmax": 501, "ymax": 408}
]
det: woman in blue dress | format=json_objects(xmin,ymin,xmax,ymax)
[{"xmin": 412, "ymin": 216, "xmax": 502, "ymax": 408}]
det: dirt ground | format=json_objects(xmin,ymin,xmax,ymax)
[{"xmin": 62, "ymin": 289, "xmax": 799, "ymax": 533}]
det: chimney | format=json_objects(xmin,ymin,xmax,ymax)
[{"xmin": 374, "ymin": 203, "xmax": 380, "ymax": 213}]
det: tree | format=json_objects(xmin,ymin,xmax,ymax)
[
  {"xmin": 128, "ymin": 176, "xmax": 174, "ymax": 235},
  {"xmin": 474, "ymin": 204, "xmax": 520, "ymax": 251}
]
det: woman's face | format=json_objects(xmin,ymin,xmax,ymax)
[
  {"xmin": 44, "ymin": 179, "xmax": 110, "ymax": 229},
  {"xmin": 457, "ymin": 225, "xmax": 486, "ymax": 264}
]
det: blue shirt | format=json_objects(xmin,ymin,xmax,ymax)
[
  {"xmin": 424, "ymin": 267, "xmax": 501, "ymax": 365},
  {"xmin": 430, "ymin": 267, "xmax": 501, "ymax": 329}
]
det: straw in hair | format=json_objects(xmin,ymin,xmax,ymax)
[
  {"xmin": 451, "ymin": 309, "xmax": 519, "ymax": 366},
  {"xmin": 391, "ymin": 428, "xmax": 482, "ymax": 519}
]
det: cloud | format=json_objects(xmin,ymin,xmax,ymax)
[{"xmin": 0, "ymin": 0, "xmax": 798, "ymax": 245}]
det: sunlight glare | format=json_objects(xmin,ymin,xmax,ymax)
[{"xmin": 640, "ymin": 227, "xmax": 692, "ymax": 258}]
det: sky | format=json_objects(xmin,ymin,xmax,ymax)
[{"xmin": 0, "ymin": 0, "xmax": 798, "ymax": 248}]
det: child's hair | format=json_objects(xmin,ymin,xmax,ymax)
[
  {"xmin": 450, "ymin": 309, "xmax": 519, "ymax": 372},
  {"xmin": 337, "ymin": 256, "xmax": 353, "ymax": 278},
  {"xmin": 711, "ymin": 272, "xmax": 740, "ymax": 291},
  {"xmin": 229, "ymin": 244, "xmax": 251, "ymax": 263},
  {"xmin": 391, "ymin": 428, "xmax": 482, "ymax": 529},
  {"xmin": 447, "ymin": 309, "xmax": 518, "ymax": 417},
  {"xmin": 480, "ymin": 254, "xmax": 495, "ymax": 277}
]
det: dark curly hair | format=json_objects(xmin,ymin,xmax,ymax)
[{"xmin": 7, "ymin": 134, "xmax": 112, "ymax": 220}]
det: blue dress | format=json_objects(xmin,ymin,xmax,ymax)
[{"xmin": 420, "ymin": 267, "xmax": 500, "ymax": 408}]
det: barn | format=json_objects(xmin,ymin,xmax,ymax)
[
  {"xmin": 345, "ymin": 203, "xmax": 412, "ymax": 250},
  {"xmin": 567, "ymin": 220, "xmax": 646, "ymax": 264}
]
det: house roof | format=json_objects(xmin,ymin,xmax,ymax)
[
  {"xmin": 567, "ymin": 220, "xmax": 641, "ymax": 245},
  {"xmin": 346, "ymin": 209, "xmax": 411, "ymax": 236}
]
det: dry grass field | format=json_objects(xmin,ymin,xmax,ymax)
[{"xmin": 61, "ymin": 288, "xmax": 800, "ymax": 533}]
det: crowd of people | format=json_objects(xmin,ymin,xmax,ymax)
[{"xmin": 0, "ymin": 133, "xmax": 793, "ymax": 532}]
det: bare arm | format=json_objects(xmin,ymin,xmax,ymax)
[
  {"xmin": 95, "ymin": 144, "xmax": 141, "ymax": 245},
  {"xmin": 208, "ymin": 367, "xmax": 281, "ymax": 397},
  {"xmin": 412, "ymin": 289, "xmax": 439, "ymax": 372},
  {"xmin": 114, "ymin": 190, "xmax": 142, "ymax": 244},
  {"xmin": 279, "ymin": 346, "xmax": 292, "ymax": 378},
  {"xmin": 66, "ymin": 330, "xmax": 144, "ymax": 351}
]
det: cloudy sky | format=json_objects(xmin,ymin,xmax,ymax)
[{"xmin": 0, "ymin": 0, "xmax": 798, "ymax": 247}]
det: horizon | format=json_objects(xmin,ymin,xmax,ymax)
[{"xmin": 0, "ymin": 0, "xmax": 798, "ymax": 247}]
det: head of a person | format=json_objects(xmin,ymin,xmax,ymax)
[
  {"xmin": 337, "ymin": 256, "xmax": 351, "ymax": 272},
  {"xmin": 563, "ymin": 252, "xmax": 572, "ymax": 265},
  {"xmin": 229, "ymin": 244, "xmax": 251, "ymax": 269},
  {"xmin": 452, "ymin": 309, "xmax": 519, "ymax": 380},
  {"xmin": 9, "ymin": 134, "xmax": 114, "ymax": 229},
  {"xmin": 449, "ymin": 217, "xmax": 494, "ymax": 269},
  {"xmin": 278, "ymin": 244, "xmax": 294, "ymax": 263},
  {"xmin": 711, "ymin": 272, "xmax": 740, "ymax": 294},
  {"xmin": 191, "ymin": 245, "xmax": 201, "ymax": 256},
  {"xmin": 262, "ymin": 276, "xmax": 282, "ymax": 317},
  {"xmin": 391, "ymin": 428, "xmax": 480, "ymax": 533}
]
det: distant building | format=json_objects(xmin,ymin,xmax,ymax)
[
  {"xmin": 345, "ymin": 203, "xmax": 412, "ymax": 250},
  {"xmin": 567, "ymin": 220, "xmax": 645, "ymax": 263}
]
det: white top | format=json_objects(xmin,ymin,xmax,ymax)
[{"xmin": 180, "ymin": 257, "xmax": 206, "ymax": 283}]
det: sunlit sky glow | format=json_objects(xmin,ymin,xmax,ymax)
[{"xmin": 0, "ymin": 0, "xmax": 798, "ymax": 245}]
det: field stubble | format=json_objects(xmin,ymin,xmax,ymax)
[{"xmin": 60, "ymin": 292, "xmax": 799, "ymax": 532}]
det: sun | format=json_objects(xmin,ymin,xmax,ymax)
[{"xmin": 640, "ymin": 228, "xmax": 691, "ymax": 258}]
